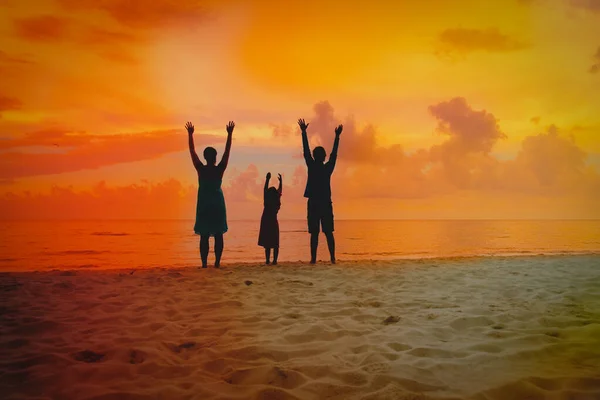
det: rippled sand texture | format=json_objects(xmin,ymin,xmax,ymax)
[{"xmin": 1, "ymin": 255, "xmax": 600, "ymax": 399}]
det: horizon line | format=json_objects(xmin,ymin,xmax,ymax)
[{"xmin": 1, "ymin": 218, "xmax": 599, "ymax": 222}]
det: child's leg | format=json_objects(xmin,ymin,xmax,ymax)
[
  {"xmin": 273, "ymin": 247, "xmax": 279, "ymax": 265},
  {"xmin": 265, "ymin": 247, "xmax": 271, "ymax": 264}
]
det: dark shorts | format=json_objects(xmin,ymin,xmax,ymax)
[{"xmin": 307, "ymin": 199, "xmax": 334, "ymax": 234}]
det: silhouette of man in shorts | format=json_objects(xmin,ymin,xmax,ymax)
[{"xmin": 297, "ymin": 118, "xmax": 343, "ymax": 264}]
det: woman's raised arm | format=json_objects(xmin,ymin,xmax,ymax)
[
  {"xmin": 186, "ymin": 122, "xmax": 203, "ymax": 170},
  {"xmin": 219, "ymin": 121, "xmax": 235, "ymax": 170}
]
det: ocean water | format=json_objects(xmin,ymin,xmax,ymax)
[{"xmin": 0, "ymin": 219, "xmax": 599, "ymax": 271}]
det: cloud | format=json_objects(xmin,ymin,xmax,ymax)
[
  {"xmin": 222, "ymin": 164, "xmax": 262, "ymax": 202},
  {"xmin": 13, "ymin": 14, "xmax": 141, "ymax": 46},
  {"xmin": 0, "ymin": 128, "xmax": 87, "ymax": 149},
  {"xmin": 13, "ymin": 15, "xmax": 68, "ymax": 41},
  {"xmin": 436, "ymin": 28, "xmax": 528, "ymax": 58},
  {"xmin": 11, "ymin": 14, "xmax": 142, "ymax": 64},
  {"xmin": 0, "ymin": 128, "xmax": 222, "ymax": 179},
  {"xmin": 0, "ymin": 179, "xmax": 197, "ymax": 220},
  {"xmin": 569, "ymin": 0, "xmax": 600, "ymax": 13},
  {"xmin": 503, "ymin": 125, "xmax": 592, "ymax": 194},
  {"xmin": 428, "ymin": 97, "xmax": 506, "ymax": 154},
  {"xmin": 0, "ymin": 96, "xmax": 22, "ymax": 114},
  {"xmin": 589, "ymin": 46, "xmax": 600, "ymax": 73},
  {"xmin": 270, "ymin": 123, "xmax": 294, "ymax": 138},
  {"xmin": 522, "ymin": 0, "xmax": 600, "ymax": 14},
  {"xmin": 56, "ymin": 0, "xmax": 213, "ymax": 30},
  {"xmin": 299, "ymin": 101, "xmax": 404, "ymax": 165},
  {"xmin": 2, "ymin": 100, "xmax": 599, "ymax": 219},
  {"xmin": 0, "ymin": 50, "xmax": 33, "ymax": 65},
  {"xmin": 291, "ymin": 99, "xmax": 598, "ymax": 199}
]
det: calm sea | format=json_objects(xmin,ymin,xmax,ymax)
[{"xmin": 0, "ymin": 220, "xmax": 599, "ymax": 271}]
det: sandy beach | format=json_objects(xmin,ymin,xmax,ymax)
[{"xmin": 1, "ymin": 255, "xmax": 600, "ymax": 400}]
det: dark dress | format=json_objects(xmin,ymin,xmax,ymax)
[
  {"xmin": 258, "ymin": 191, "xmax": 280, "ymax": 248},
  {"xmin": 194, "ymin": 164, "xmax": 228, "ymax": 237}
]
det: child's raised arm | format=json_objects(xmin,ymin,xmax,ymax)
[
  {"xmin": 277, "ymin": 173, "xmax": 282, "ymax": 195},
  {"xmin": 264, "ymin": 172, "xmax": 271, "ymax": 195}
]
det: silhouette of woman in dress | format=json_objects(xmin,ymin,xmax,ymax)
[{"xmin": 186, "ymin": 121, "xmax": 234, "ymax": 268}]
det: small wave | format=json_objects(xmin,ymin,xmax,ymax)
[
  {"xmin": 0, "ymin": 258, "xmax": 18, "ymax": 262},
  {"xmin": 42, "ymin": 250, "xmax": 108, "ymax": 256},
  {"xmin": 91, "ymin": 232, "xmax": 129, "ymax": 236},
  {"xmin": 77, "ymin": 264, "xmax": 100, "ymax": 269}
]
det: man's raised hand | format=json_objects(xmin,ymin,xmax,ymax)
[
  {"xmin": 226, "ymin": 121, "xmax": 235, "ymax": 135},
  {"xmin": 298, "ymin": 118, "xmax": 309, "ymax": 132}
]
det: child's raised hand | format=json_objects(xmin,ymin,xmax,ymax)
[
  {"xmin": 266, "ymin": 172, "xmax": 271, "ymax": 180},
  {"xmin": 278, "ymin": 173, "xmax": 282, "ymax": 182}
]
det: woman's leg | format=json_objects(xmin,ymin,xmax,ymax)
[
  {"xmin": 273, "ymin": 247, "xmax": 279, "ymax": 265},
  {"xmin": 265, "ymin": 248, "xmax": 271, "ymax": 264},
  {"xmin": 200, "ymin": 235, "xmax": 209, "ymax": 268},
  {"xmin": 214, "ymin": 233, "xmax": 224, "ymax": 268}
]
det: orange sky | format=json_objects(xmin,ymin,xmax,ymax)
[{"xmin": 1, "ymin": 0, "xmax": 599, "ymax": 219}]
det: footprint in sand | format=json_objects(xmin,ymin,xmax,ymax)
[
  {"xmin": 129, "ymin": 349, "xmax": 146, "ymax": 364},
  {"xmin": 383, "ymin": 316, "xmax": 401, "ymax": 325},
  {"xmin": 53, "ymin": 281, "xmax": 75, "ymax": 290},
  {"xmin": 245, "ymin": 280, "xmax": 253, "ymax": 286},
  {"xmin": 289, "ymin": 280, "xmax": 314, "ymax": 286},
  {"xmin": 387, "ymin": 342, "xmax": 412, "ymax": 352},
  {"xmin": 168, "ymin": 342, "xmax": 197, "ymax": 353},
  {"xmin": 73, "ymin": 350, "xmax": 105, "ymax": 363},
  {"xmin": 6, "ymin": 338, "xmax": 29, "ymax": 349}
]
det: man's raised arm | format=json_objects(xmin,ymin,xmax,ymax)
[
  {"xmin": 328, "ymin": 124, "xmax": 343, "ymax": 170},
  {"xmin": 298, "ymin": 118, "xmax": 312, "ymax": 165}
]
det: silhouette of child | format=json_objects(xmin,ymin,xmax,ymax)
[{"xmin": 258, "ymin": 172, "xmax": 282, "ymax": 265}]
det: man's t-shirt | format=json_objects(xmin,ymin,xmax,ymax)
[{"xmin": 303, "ymin": 161, "xmax": 334, "ymax": 202}]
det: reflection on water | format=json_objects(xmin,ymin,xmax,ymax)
[{"xmin": 1, "ymin": 219, "xmax": 599, "ymax": 271}]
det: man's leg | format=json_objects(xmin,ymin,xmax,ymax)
[
  {"xmin": 307, "ymin": 199, "xmax": 319, "ymax": 264},
  {"xmin": 265, "ymin": 248, "xmax": 271, "ymax": 264},
  {"xmin": 200, "ymin": 235, "xmax": 209, "ymax": 268},
  {"xmin": 310, "ymin": 233, "xmax": 318, "ymax": 264},
  {"xmin": 323, "ymin": 202, "xmax": 335, "ymax": 263},
  {"xmin": 273, "ymin": 247, "xmax": 279, "ymax": 265},
  {"xmin": 325, "ymin": 232, "xmax": 335, "ymax": 264},
  {"xmin": 214, "ymin": 233, "xmax": 223, "ymax": 268}
]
